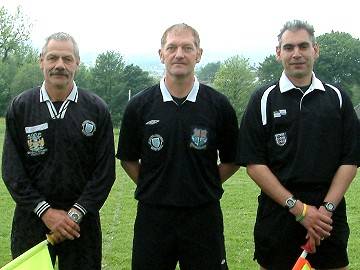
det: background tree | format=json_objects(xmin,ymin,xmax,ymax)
[
  {"xmin": 91, "ymin": 51, "xmax": 126, "ymax": 102},
  {"xmin": 0, "ymin": 60, "xmax": 12, "ymax": 114},
  {"xmin": 113, "ymin": 64, "xmax": 156, "ymax": 126},
  {"xmin": 256, "ymin": 55, "xmax": 282, "ymax": 86},
  {"xmin": 89, "ymin": 52, "xmax": 156, "ymax": 124},
  {"xmin": 196, "ymin": 61, "xmax": 221, "ymax": 85},
  {"xmin": 348, "ymin": 84, "xmax": 360, "ymax": 108},
  {"xmin": 315, "ymin": 31, "xmax": 360, "ymax": 103},
  {"xmin": 10, "ymin": 62, "xmax": 42, "ymax": 95},
  {"xmin": 90, "ymin": 51, "xmax": 126, "ymax": 123},
  {"xmin": 123, "ymin": 64, "xmax": 157, "ymax": 98},
  {"xmin": 0, "ymin": 6, "xmax": 37, "ymax": 113},
  {"xmin": 0, "ymin": 6, "xmax": 31, "ymax": 62},
  {"xmin": 75, "ymin": 63, "xmax": 93, "ymax": 90},
  {"xmin": 213, "ymin": 55, "xmax": 257, "ymax": 119}
]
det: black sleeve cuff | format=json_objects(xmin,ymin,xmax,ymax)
[
  {"xmin": 34, "ymin": 201, "xmax": 51, "ymax": 218},
  {"xmin": 73, "ymin": 203, "xmax": 87, "ymax": 216}
]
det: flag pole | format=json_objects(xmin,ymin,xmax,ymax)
[
  {"xmin": 46, "ymin": 234, "xmax": 56, "ymax": 246},
  {"xmin": 291, "ymin": 240, "xmax": 313, "ymax": 270}
]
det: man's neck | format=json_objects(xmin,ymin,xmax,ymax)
[
  {"xmin": 45, "ymin": 84, "xmax": 73, "ymax": 102},
  {"xmin": 287, "ymin": 73, "xmax": 313, "ymax": 88},
  {"xmin": 164, "ymin": 75, "xmax": 194, "ymax": 98}
]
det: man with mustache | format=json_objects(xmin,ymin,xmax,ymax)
[
  {"xmin": 117, "ymin": 23, "xmax": 239, "ymax": 270},
  {"xmin": 2, "ymin": 32, "xmax": 115, "ymax": 269},
  {"xmin": 237, "ymin": 20, "xmax": 360, "ymax": 270}
]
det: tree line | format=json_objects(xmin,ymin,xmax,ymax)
[{"xmin": 2, "ymin": 6, "xmax": 360, "ymax": 124}]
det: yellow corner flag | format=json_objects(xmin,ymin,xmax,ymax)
[{"xmin": 1, "ymin": 240, "xmax": 53, "ymax": 270}]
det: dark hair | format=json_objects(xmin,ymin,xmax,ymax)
[{"xmin": 278, "ymin": 20, "xmax": 316, "ymax": 45}]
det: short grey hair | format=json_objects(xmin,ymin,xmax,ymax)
[
  {"xmin": 41, "ymin": 32, "xmax": 80, "ymax": 60},
  {"xmin": 278, "ymin": 20, "xmax": 316, "ymax": 45},
  {"xmin": 161, "ymin": 23, "xmax": 201, "ymax": 48}
]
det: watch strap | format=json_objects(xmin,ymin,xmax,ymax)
[
  {"xmin": 68, "ymin": 208, "xmax": 83, "ymax": 224},
  {"xmin": 322, "ymin": 201, "xmax": 336, "ymax": 212}
]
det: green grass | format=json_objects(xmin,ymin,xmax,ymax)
[{"xmin": 0, "ymin": 123, "xmax": 359, "ymax": 269}]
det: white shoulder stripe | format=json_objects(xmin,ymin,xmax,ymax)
[
  {"xmin": 325, "ymin": 84, "xmax": 342, "ymax": 108},
  {"xmin": 261, "ymin": 85, "xmax": 277, "ymax": 125},
  {"xmin": 25, "ymin": 123, "xmax": 48, "ymax": 134}
]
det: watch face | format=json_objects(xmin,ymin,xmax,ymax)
[
  {"xmin": 71, "ymin": 212, "xmax": 79, "ymax": 221},
  {"xmin": 68, "ymin": 210, "xmax": 81, "ymax": 223},
  {"xmin": 324, "ymin": 202, "xmax": 335, "ymax": 212},
  {"xmin": 286, "ymin": 197, "xmax": 296, "ymax": 209}
]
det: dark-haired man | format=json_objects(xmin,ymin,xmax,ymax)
[{"xmin": 237, "ymin": 20, "xmax": 360, "ymax": 270}]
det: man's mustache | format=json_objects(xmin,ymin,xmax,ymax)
[{"xmin": 50, "ymin": 70, "xmax": 69, "ymax": 76}]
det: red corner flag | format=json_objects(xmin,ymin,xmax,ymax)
[{"xmin": 292, "ymin": 241, "xmax": 313, "ymax": 270}]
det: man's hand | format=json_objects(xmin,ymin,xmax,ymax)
[
  {"xmin": 305, "ymin": 236, "xmax": 317, "ymax": 254},
  {"xmin": 298, "ymin": 205, "xmax": 333, "ymax": 245},
  {"xmin": 41, "ymin": 208, "xmax": 80, "ymax": 244},
  {"xmin": 47, "ymin": 231, "xmax": 65, "ymax": 245}
]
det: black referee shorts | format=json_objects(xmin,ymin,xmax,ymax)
[
  {"xmin": 11, "ymin": 206, "xmax": 102, "ymax": 270},
  {"xmin": 254, "ymin": 190, "xmax": 349, "ymax": 270},
  {"xmin": 132, "ymin": 201, "xmax": 228, "ymax": 270}
]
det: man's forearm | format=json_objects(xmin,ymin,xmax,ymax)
[
  {"xmin": 323, "ymin": 164, "xmax": 357, "ymax": 206},
  {"xmin": 121, "ymin": 160, "xmax": 140, "ymax": 184},
  {"xmin": 218, "ymin": 163, "xmax": 239, "ymax": 183},
  {"xmin": 247, "ymin": 164, "xmax": 293, "ymax": 207}
]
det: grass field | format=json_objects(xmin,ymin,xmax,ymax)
[{"xmin": 0, "ymin": 123, "xmax": 359, "ymax": 269}]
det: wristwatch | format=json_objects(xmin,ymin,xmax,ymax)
[
  {"xmin": 284, "ymin": 196, "xmax": 297, "ymax": 210},
  {"xmin": 322, "ymin": 202, "xmax": 336, "ymax": 213},
  {"xmin": 68, "ymin": 209, "xmax": 83, "ymax": 224}
]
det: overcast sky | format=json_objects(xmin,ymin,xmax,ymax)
[{"xmin": 1, "ymin": 0, "xmax": 359, "ymax": 65}]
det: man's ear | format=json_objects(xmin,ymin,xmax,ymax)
[
  {"xmin": 158, "ymin": 49, "xmax": 164, "ymax": 63},
  {"xmin": 275, "ymin": 46, "xmax": 281, "ymax": 62},
  {"xmin": 39, "ymin": 54, "xmax": 44, "ymax": 69},
  {"xmin": 313, "ymin": 43, "xmax": 320, "ymax": 60},
  {"xmin": 196, "ymin": 48, "xmax": 203, "ymax": 63}
]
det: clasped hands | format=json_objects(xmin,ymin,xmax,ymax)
[
  {"xmin": 295, "ymin": 203, "xmax": 333, "ymax": 253},
  {"xmin": 41, "ymin": 208, "xmax": 81, "ymax": 245}
]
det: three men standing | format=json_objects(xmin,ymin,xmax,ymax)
[{"xmin": 2, "ymin": 20, "xmax": 359, "ymax": 270}]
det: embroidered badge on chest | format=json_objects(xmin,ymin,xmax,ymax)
[
  {"xmin": 148, "ymin": 134, "xmax": 164, "ymax": 151},
  {"xmin": 274, "ymin": 132, "xmax": 287, "ymax": 146},
  {"xmin": 190, "ymin": 128, "xmax": 208, "ymax": 150},
  {"xmin": 82, "ymin": 120, "xmax": 96, "ymax": 136},
  {"xmin": 145, "ymin": 119, "xmax": 160, "ymax": 125},
  {"xmin": 273, "ymin": 109, "xmax": 287, "ymax": 118},
  {"xmin": 27, "ymin": 132, "xmax": 47, "ymax": 156}
]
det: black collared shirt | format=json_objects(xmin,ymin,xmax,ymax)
[
  {"xmin": 237, "ymin": 73, "xmax": 360, "ymax": 187},
  {"xmin": 2, "ymin": 86, "xmax": 115, "ymax": 214},
  {"xmin": 117, "ymin": 83, "xmax": 238, "ymax": 206}
]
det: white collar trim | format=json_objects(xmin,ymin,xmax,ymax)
[
  {"xmin": 159, "ymin": 77, "xmax": 199, "ymax": 102},
  {"xmin": 39, "ymin": 81, "xmax": 79, "ymax": 103},
  {"xmin": 279, "ymin": 71, "xmax": 325, "ymax": 93}
]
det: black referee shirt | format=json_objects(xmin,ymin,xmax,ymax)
[
  {"xmin": 237, "ymin": 72, "xmax": 360, "ymax": 187},
  {"xmin": 2, "ymin": 85, "xmax": 115, "ymax": 215},
  {"xmin": 117, "ymin": 79, "xmax": 238, "ymax": 206}
]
